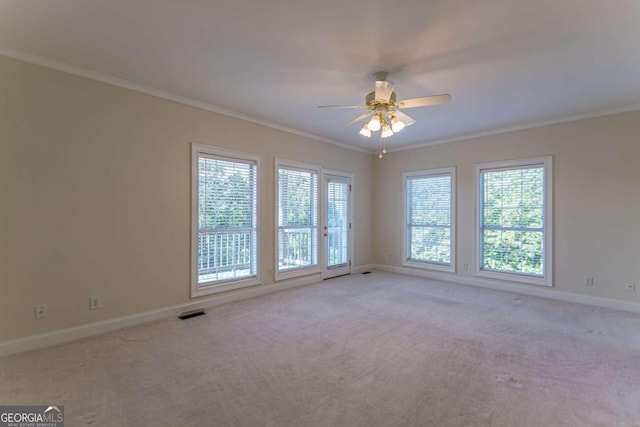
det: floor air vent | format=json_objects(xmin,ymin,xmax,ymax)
[{"xmin": 179, "ymin": 309, "xmax": 205, "ymax": 320}]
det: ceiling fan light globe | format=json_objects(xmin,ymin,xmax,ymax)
[
  {"xmin": 367, "ymin": 117, "xmax": 381, "ymax": 131},
  {"xmin": 391, "ymin": 117, "xmax": 405, "ymax": 133},
  {"xmin": 359, "ymin": 127, "xmax": 372, "ymax": 137},
  {"xmin": 381, "ymin": 125, "xmax": 394, "ymax": 138}
]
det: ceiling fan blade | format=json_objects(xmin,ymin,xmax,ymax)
[
  {"xmin": 346, "ymin": 111, "xmax": 374, "ymax": 127},
  {"xmin": 375, "ymin": 81, "xmax": 395, "ymax": 102},
  {"xmin": 397, "ymin": 94, "xmax": 452, "ymax": 109},
  {"xmin": 318, "ymin": 105, "xmax": 370, "ymax": 109},
  {"xmin": 394, "ymin": 110, "xmax": 416, "ymax": 126}
]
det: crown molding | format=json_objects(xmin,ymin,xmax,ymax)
[
  {"xmin": 0, "ymin": 48, "xmax": 370, "ymax": 154},
  {"xmin": 387, "ymin": 103, "xmax": 640, "ymax": 154},
  {"xmin": 4, "ymin": 48, "xmax": 639, "ymax": 157}
]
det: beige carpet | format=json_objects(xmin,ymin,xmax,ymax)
[{"xmin": 1, "ymin": 271, "xmax": 640, "ymax": 426}]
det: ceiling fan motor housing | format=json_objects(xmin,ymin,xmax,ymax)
[
  {"xmin": 366, "ymin": 91, "xmax": 397, "ymax": 106},
  {"xmin": 373, "ymin": 71, "xmax": 389, "ymax": 82}
]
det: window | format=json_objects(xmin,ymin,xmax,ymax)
[
  {"xmin": 191, "ymin": 144, "xmax": 261, "ymax": 297},
  {"xmin": 326, "ymin": 178, "xmax": 350, "ymax": 267},
  {"xmin": 276, "ymin": 159, "xmax": 319, "ymax": 280},
  {"xmin": 476, "ymin": 156, "xmax": 552, "ymax": 286},
  {"xmin": 403, "ymin": 167, "xmax": 456, "ymax": 272}
]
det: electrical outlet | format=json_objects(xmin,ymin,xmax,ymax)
[
  {"xmin": 584, "ymin": 276, "xmax": 594, "ymax": 287},
  {"xmin": 89, "ymin": 296, "xmax": 102, "ymax": 310},
  {"xmin": 625, "ymin": 282, "xmax": 636, "ymax": 292},
  {"xmin": 34, "ymin": 304, "xmax": 47, "ymax": 319},
  {"xmin": 463, "ymin": 263, "xmax": 469, "ymax": 271}
]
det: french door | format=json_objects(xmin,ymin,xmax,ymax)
[{"xmin": 322, "ymin": 172, "xmax": 353, "ymax": 279}]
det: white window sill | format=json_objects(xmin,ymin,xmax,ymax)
[
  {"xmin": 403, "ymin": 260, "xmax": 455, "ymax": 273},
  {"xmin": 475, "ymin": 269, "xmax": 552, "ymax": 287},
  {"xmin": 191, "ymin": 277, "xmax": 261, "ymax": 298},
  {"xmin": 275, "ymin": 266, "xmax": 320, "ymax": 282}
]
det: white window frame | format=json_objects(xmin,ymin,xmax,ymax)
[
  {"xmin": 275, "ymin": 158, "xmax": 321, "ymax": 281},
  {"xmin": 191, "ymin": 143, "xmax": 262, "ymax": 298},
  {"xmin": 402, "ymin": 167, "xmax": 456, "ymax": 273},
  {"xmin": 474, "ymin": 156, "xmax": 553, "ymax": 287}
]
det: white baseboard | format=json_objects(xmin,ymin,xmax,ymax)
[
  {"xmin": 7, "ymin": 265, "xmax": 635, "ymax": 357},
  {"xmin": 0, "ymin": 274, "xmax": 320, "ymax": 357},
  {"xmin": 352, "ymin": 264, "xmax": 375, "ymax": 274},
  {"xmin": 371, "ymin": 264, "xmax": 640, "ymax": 314}
]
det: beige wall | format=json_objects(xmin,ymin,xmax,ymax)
[
  {"xmin": 0, "ymin": 56, "xmax": 374, "ymax": 341},
  {"xmin": 3, "ymin": 53, "xmax": 639, "ymax": 343},
  {"xmin": 373, "ymin": 110, "xmax": 640, "ymax": 303}
]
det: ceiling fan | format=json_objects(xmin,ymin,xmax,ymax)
[{"xmin": 319, "ymin": 71, "xmax": 451, "ymax": 139}]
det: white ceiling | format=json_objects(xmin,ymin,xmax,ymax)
[{"xmin": 2, "ymin": 0, "xmax": 640, "ymax": 152}]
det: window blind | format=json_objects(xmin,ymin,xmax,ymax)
[
  {"xmin": 406, "ymin": 173, "xmax": 452, "ymax": 265},
  {"xmin": 197, "ymin": 154, "xmax": 257, "ymax": 285},
  {"xmin": 327, "ymin": 180, "xmax": 349, "ymax": 267},
  {"xmin": 480, "ymin": 165, "xmax": 544, "ymax": 276},
  {"xmin": 277, "ymin": 167, "xmax": 318, "ymax": 271}
]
